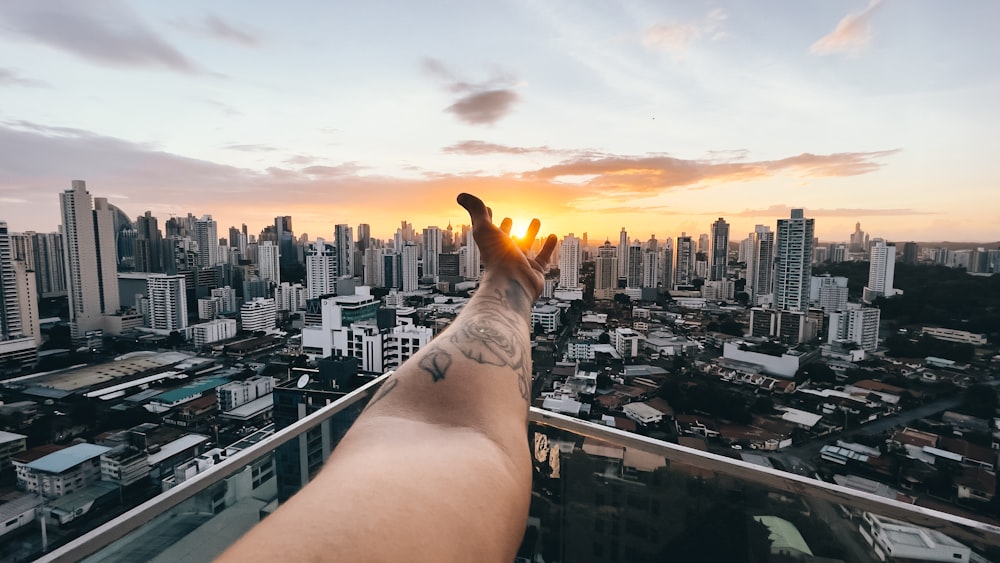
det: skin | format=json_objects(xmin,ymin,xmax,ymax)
[{"xmin": 219, "ymin": 193, "xmax": 558, "ymax": 562}]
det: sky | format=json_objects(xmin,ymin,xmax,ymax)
[{"xmin": 1, "ymin": 0, "xmax": 997, "ymax": 243}]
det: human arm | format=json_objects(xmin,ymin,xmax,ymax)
[{"xmin": 218, "ymin": 193, "xmax": 557, "ymax": 562}]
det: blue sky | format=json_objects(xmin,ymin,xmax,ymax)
[{"xmin": 1, "ymin": 0, "xmax": 997, "ymax": 242}]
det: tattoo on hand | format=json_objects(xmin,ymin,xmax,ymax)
[{"xmin": 419, "ymin": 349, "xmax": 453, "ymax": 382}]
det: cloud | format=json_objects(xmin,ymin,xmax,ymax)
[
  {"xmin": 0, "ymin": 67, "xmax": 48, "ymax": 88},
  {"xmin": 724, "ymin": 204, "xmax": 937, "ymax": 218},
  {"xmin": 443, "ymin": 140, "xmax": 553, "ymax": 155},
  {"xmin": 423, "ymin": 58, "xmax": 520, "ymax": 125},
  {"xmin": 173, "ymin": 14, "xmax": 260, "ymax": 47},
  {"xmin": 300, "ymin": 163, "xmax": 364, "ymax": 177},
  {"xmin": 525, "ymin": 150, "xmax": 899, "ymax": 193},
  {"xmin": 224, "ymin": 143, "xmax": 279, "ymax": 152},
  {"xmin": 643, "ymin": 8, "xmax": 727, "ymax": 55},
  {"xmin": 0, "ymin": 0, "xmax": 202, "ymax": 73},
  {"xmin": 810, "ymin": 0, "xmax": 882, "ymax": 56},
  {"xmin": 202, "ymin": 100, "xmax": 243, "ymax": 117}
]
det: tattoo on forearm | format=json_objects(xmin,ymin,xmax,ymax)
[
  {"xmin": 365, "ymin": 378, "xmax": 399, "ymax": 411},
  {"xmin": 446, "ymin": 281, "xmax": 533, "ymax": 402},
  {"xmin": 418, "ymin": 349, "xmax": 453, "ymax": 382}
]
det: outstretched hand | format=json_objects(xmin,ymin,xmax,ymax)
[{"xmin": 457, "ymin": 193, "xmax": 558, "ymax": 301}]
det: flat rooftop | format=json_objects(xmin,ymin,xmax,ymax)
[
  {"xmin": 152, "ymin": 377, "xmax": 230, "ymax": 405},
  {"xmin": 148, "ymin": 434, "xmax": 210, "ymax": 466},
  {"xmin": 27, "ymin": 352, "xmax": 193, "ymax": 392},
  {"xmin": 26, "ymin": 443, "xmax": 110, "ymax": 474}
]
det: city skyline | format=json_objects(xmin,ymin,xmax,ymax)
[{"xmin": 1, "ymin": 1, "xmax": 998, "ymax": 241}]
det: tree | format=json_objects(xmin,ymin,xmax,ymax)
[
  {"xmin": 795, "ymin": 363, "xmax": 837, "ymax": 384},
  {"xmin": 719, "ymin": 320, "xmax": 744, "ymax": 337},
  {"xmin": 166, "ymin": 330, "xmax": 184, "ymax": 349},
  {"xmin": 735, "ymin": 292, "xmax": 750, "ymax": 306},
  {"xmin": 598, "ymin": 332, "xmax": 611, "ymax": 344},
  {"xmin": 533, "ymin": 321, "xmax": 545, "ymax": 337},
  {"xmin": 958, "ymin": 384, "xmax": 999, "ymax": 419}
]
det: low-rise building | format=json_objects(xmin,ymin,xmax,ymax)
[
  {"xmin": 217, "ymin": 376, "xmax": 274, "ymax": 412},
  {"xmin": 921, "ymin": 326, "xmax": 988, "ymax": 345},
  {"xmin": 531, "ymin": 304, "xmax": 561, "ymax": 334},
  {"xmin": 100, "ymin": 446, "xmax": 150, "ymax": 486},
  {"xmin": 14, "ymin": 443, "xmax": 110, "ymax": 499},
  {"xmin": 190, "ymin": 318, "xmax": 238, "ymax": 347},
  {"xmin": 622, "ymin": 402, "xmax": 665, "ymax": 425},
  {"xmin": 859, "ymin": 512, "xmax": 971, "ymax": 562},
  {"xmin": 0, "ymin": 430, "xmax": 27, "ymax": 470}
]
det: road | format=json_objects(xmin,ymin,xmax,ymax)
[{"xmin": 805, "ymin": 496, "xmax": 878, "ymax": 563}]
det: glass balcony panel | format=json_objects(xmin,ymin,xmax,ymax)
[
  {"xmin": 37, "ymin": 375, "xmax": 1000, "ymax": 562},
  {"xmin": 524, "ymin": 409, "xmax": 1000, "ymax": 563}
]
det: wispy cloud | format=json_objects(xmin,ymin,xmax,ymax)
[
  {"xmin": 423, "ymin": 58, "xmax": 520, "ymax": 126},
  {"xmin": 443, "ymin": 140, "xmax": 555, "ymax": 155},
  {"xmin": 724, "ymin": 204, "xmax": 935, "ymax": 218},
  {"xmin": 0, "ymin": 0, "xmax": 203, "ymax": 73},
  {"xmin": 810, "ymin": 0, "xmax": 882, "ymax": 56},
  {"xmin": 224, "ymin": 143, "xmax": 279, "ymax": 152},
  {"xmin": 202, "ymin": 100, "xmax": 243, "ymax": 117},
  {"xmin": 524, "ymin": 150, "xmax": 898, "ymax": 193},
  {"xmin": 173, "ymin": 14, "xmax": 260, "ymax": 47},
  {"xmin": 0, "ymin": 67, "xmax": 48, "ymax": 88},
  {"xmin": 643, "ymin": 8, "xmax": 727, "ymax": 55}
]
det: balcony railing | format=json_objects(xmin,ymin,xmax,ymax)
[{"xmin": 37, "ymin": 372, "xmax": 1000, "ymax": 562}]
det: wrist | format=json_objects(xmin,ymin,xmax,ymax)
[{"xmin": 478, "ymin": 273, "xmax": 538, "ymax": 314}]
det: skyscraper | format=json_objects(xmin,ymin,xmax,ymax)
[
  {"xmin": 135, "ymin": 211, "xmax": 163, "ymax": 273},
  {"xmin": 709, "ymin": 218, "xmax": 730, "ymax": 281},
  {"xmin": 258, "ymin": 241, "xmax": 281, "ymax": 286},
  {"xmin": 674, "ymin": 235, "xmax": 695, "ymax": 288},
  {"xmin": 30, "ymin": 232, "xmax": 67, "ymax": 298},
  {"xmin": 617, "ymin": 228, "xmax": 628, "ymax": 284},
  {"xmin": 334, "ymin": 224, "xmax": 353, "ymax": 280},
  {"xmin": 863, "ymin": 239, "xmax": 900, "ymax": 304},
  {"xmin": 697, "ymin": 233, "xmax": 710, "ymax": 254},
  {"xmin": 356, "ymin": 223, "xmax": 371, "ymax": 253},
  {"xmin": 774, "ymin": 209, "xmax": 814, "ymax": 312},
  {"xmin": 660, "ymin": 239, "xmax": 673, "ymax": 290},
  {"xmin": 306, "ymin": 238, "xmax": 337, "ymax": 299},
  {"xmin": 422, "ymin": 227, "xmax": 442, "ymax": 281},
  {"xmin": 558, "ymin": 234, "xmax": 580, "ymax": 289},
  {"xmin": 194, "ymin": 215, "xmax": 219, "ymax": 269},
  {"xmin": 641, "ymin": 248, "xmax": 660, "ymax": 288},
  {"xmin": 400, "ymin": 242, "xmax": 419, "ymax": 292},
  {"xmin": 625, "ymin": 242, "xmax": 643, "ymax": 288},
  {"xmin": 0, "ymin": 221, "xmax": 39, "ymax": 368},
  {"xmin": 464, "ymin": 230, "xmax": 480, "ymax": 281},
  {"xmin": 60, "ymin": 180, "xmax": 120, "ymax": 338},
  {"xmin": 747, "ymin": 225, "xmax": 775, "ymax": 306},
  {"xmin": 902, "ymin": 242, "xmax": 918, "ymax": 265},
  {"xmin": 594, "ymin": 240, "xmax": 617, "ymax": 299},
  {"xmin": 146, "ymin": 274, "xmax": 188, "ymax": 332}
]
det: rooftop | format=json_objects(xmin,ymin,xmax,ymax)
[
  {"xmin": 26, "ymin": 443, "xmax": 110, "ymax": 474},
  {"xmin": 147, "ymin": 434, "xmax": 210, "ymax": 466},
  {"xmin": 0, "ymin": 429, "xmax": 27, "ymax": 444},
  {"xmin": 152, "ymin": 376, "xmax": 230, "ymax": 405}
]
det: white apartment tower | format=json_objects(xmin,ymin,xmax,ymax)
[
  {"xmin": 617, "ymin": 228, "xmax": 628, "ymax": 283},
  {"xmin": 194, "ymin": 215, "xmax": 219, "ymax": 268},
  {"xmin": 422, "ymin": 226, "xmax": 442, "ymax": 281},
  {"xmin": 774, "ymin": 210, "xmax": 814, "ymax": 312},
  {"xmin": 306, "ymin": 238, "xmax": 337, "ymax": 299},
  {"xmin": 625, "ymin": 242, "xmax": 643, "ymax": 288},
  {"xmin": 747, "ymin": 225, "xmax": 775, "ymax": 306},
  {"xmin": 146, "ymin": 274, "xmax": 188, "ymax": 332},
  {"xmin": 59, "ymin": 180, "xmax": 120, "ymax": 338},
  {"xmin": 558, "ymin": 234, "xmax": 580, "ymax": 288},
  {"xmin": 1, "ymin": 222, "xmax": 40, "ymax": 368},
  {"xmin": 641, "ymin": 248, "xmax": 660, "ymax": 288},
  {"xmin": 710, "ymin": 217, "xmax": 730, "ymax": 281},
  {"xmin": 464, "ymin": 229, "xmax": 480, "ymax": 280},
  {"xmin": 863, "ymin": 239, "xmax": 900, "ymax": 304},
  {"xmin": 400, "ymin": 242, "xmax": 419, "ymax": 292},
  {"xmin": 828, "ymin": 306, "xmax": 881, "ymax": 352},
  {"xmin": 257, "ymin": 241, "xmax": 281, "ymax": 286},
  {"xmin": 334, "ymin": 224, "xmax": 353, "ymax": 280}
]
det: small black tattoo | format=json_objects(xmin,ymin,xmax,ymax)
[
  {"xmin": 419, "ymin": 349, "xmax": 453, "ymax": 382},
  {"xmin": 366, "ymin": 378, "xmax": 399, "ymax": 410}
]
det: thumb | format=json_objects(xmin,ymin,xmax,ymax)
[{"xmin": 457, "ymin": 193, "xmax": 491, "ymax": 230}]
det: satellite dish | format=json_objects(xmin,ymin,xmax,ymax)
[{"xmin": 296, "ymin": 374, "xmax": 310, "ymax": 388}]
